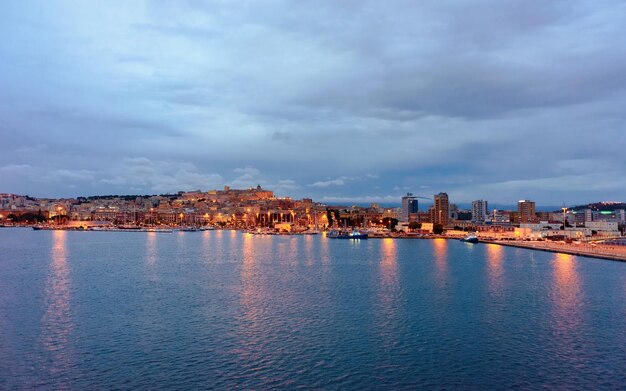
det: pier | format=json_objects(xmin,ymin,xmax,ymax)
[{"xmin": 482, "ymin": 239, "xmax": 626, "ymax": 262}]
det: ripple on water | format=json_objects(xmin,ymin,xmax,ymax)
[{"xmin": 0, "ymin": 231, "xmax": 625, "ymax": 389}]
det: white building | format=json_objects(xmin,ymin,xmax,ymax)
[
  {"xmin": 585, "ymin": 221, "xmax": 619, "ymax": 233},
  {"xmin": 471, "ymin": 200, "xmax": 488, "ymax": 223}
]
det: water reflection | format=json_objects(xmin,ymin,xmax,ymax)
[
  {"xmin": 379, "ymin": 239, "xmax": 399, "ymax": 305},
  {"xmin": 289, "ymin": 238, "xmax": 299, "ymax": 266},
  {"xmin": 145, "ymin": 232, "xmax": 158, "ymax": 281},
  {"xmin": 41, "ymin": 230, "xmax": 73, "ymax": 379},
  {"xmin": 201, "ymin": 230, "xmax": 212, "ymax": 263},
  {"xmin": 230, "ymin": 230, "xmax": 238, "ymax": 259},
  {"xmin": 486, "ymin": 244, "xmax": 504, "ymax": 297},
  {"xmin": 320, "ymin": 234, "xmax": 330, "ymax": 266},
  {"xmin": 551, "ymin": 253, "xmax": 582, "ymax": 330},
  {"xmin": 237, "ymin": 233, "xmax": 266, "ymax": 364},
  {"xmin": 433, "ymin": 238, "xmax": 448, "ymax": 286},
  {"xmin": 373, "ymin": 239, "xmax": 401, "ymax": 353},
  {"xmin": 146, "ymin": 232, "xmax": 157, "ymax": 266},
  {"xmin": 304, "ymin": 235, "xmax": 314, "ymax": 266},
  {"xmin": 380, "ymin": 239, "xmax": 398, "ymax": 284},
  {"xmin": 213, "ymin": 229, "xmax": 225, "ymax": 262}
]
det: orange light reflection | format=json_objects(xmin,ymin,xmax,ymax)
[
  {"xmin": 486, "ymin": 244, "xmax": 504, "ymax": 297},
  {"xmin": 433, "ymin": 238, "xmax": 448, "ymax": 286},
  {"xmin": 552, "ymin": 253, "xmax": 582, "ymax": 329},
  {"xmin": 304, "ymin": 234, "xmax": 314, "ymax": 266},
  {"xmin": 146, "ymin": 231, "xmax": 157, "ymax": 267},
  {"xmin": 41, "ymin": 230, "xmax": 73, "ymax": 380},
  {"xmin": 379, "ymin": 238, "xmax": 398, "ymax": 294},
  {"xmin": 237, "ymin": 231, "xmax": 266, "ymax": 364}
]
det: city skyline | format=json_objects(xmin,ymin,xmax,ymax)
[{"xmin": 2, "ymin": 1, "xmax": 626, "ymax": 204}]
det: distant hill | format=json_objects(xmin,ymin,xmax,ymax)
[{"xmin": 568, "ymin": 202, "xmax": 626, "ymax": 212}]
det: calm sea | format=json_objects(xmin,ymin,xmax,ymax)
[{"xmin": 1, "ymin": 228, "xmax": 625, "ymax": 389}]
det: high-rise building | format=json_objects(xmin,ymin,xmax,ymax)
[
  {"xmin": 433, "ymin": 192, "xmax": 450, "ymax": 226},
  {"xmin": 400, "ymin": 193, "xmax": 418, "ymax": 222},
  {"xmin": 584, "ymin": 209, "xmax": 594, "ymax": 222},
  {"xmin": 518, "ymin": 199, "xmax": 537, "ymax": 223},
  {"xmin": 471, "ymin": 200, "xmax": 488, "ymax": 223}
]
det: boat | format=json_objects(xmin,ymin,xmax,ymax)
[
  {"xmin": 328, "ymin": 229, "xmax": 368, "ymax": 240},
  {"xmin": 461, "ymin": 233, "xmax": 479, "ymax": 243},
  {"xmin": 146, "ymin": 228, "xmax": 173, "ymax": 233},
  {"xmin": 32, "ymin": 225, "xmax": 56, "ymax": 230}
]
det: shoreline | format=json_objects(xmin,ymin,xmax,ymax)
[
  {"xmin": 4, "ymin": 225, "xmax": 625, "ymax": 262},
  {"xmin": 481, "ymin": 239, "xmax": 626, "ymax": 263}
]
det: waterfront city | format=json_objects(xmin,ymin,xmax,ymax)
[
  {"xmin": 3, "ymin": 1, "xmax": 626, "ymax": 389},
  {"xmin": 1, "ymin": 188, "xmax": 625, "ymax": 261}
]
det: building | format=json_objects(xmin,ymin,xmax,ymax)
[
  {"xmin": 585, "ymin": 221, "xmax": 619, "ymax": 233},
  {"xmin": 433, "ymin": 192, "xmax": 450, "ymax": 226},
  {"xmin": 471, "ymin": 200, "xmax": 488, "ymax": 223},
  {"xmin": 518, "ymin": 199, "xmax": 537, "ymax": 224},
  {"xmin": 400, "ymin": 193, "xmax": 418, "ymax": 222}
]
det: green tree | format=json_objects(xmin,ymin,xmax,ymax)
[
  {"xmin": 408, "ymin": 221, "xmax": 422, "ymax": 230},
  {"xmin": 17, "ymin": 212, "xmax": 45, "ymax": 223},
  {"xmin": 433, "ymin": 223, "xmax": 444, "ymax": 235},
  {"xmin": 382, "ymin": 217, "xmax": 398, "ymax": 231}
]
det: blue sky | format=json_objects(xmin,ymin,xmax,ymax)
[{"xmin": 1, "ymin": 0, "xmax": 625, "ymax": 205}]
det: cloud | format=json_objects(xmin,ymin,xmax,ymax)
[
  {"xmin": 52, "ymin": 169, "xmax": 96, "ymax": 182},
  {"xmin": 233, "ymin": 166, "xmax": 261, "ymax": 176},
  {"xmin": 321, "ymin": 195, "xmax": 405, "ymax": 204},
  {"xmin": 308, "ymin": 179, "xmax": 345, "ymax": 188},
  {"xmin": 99, "ymin": 157, "xmax": 224, "ymax": 194},
  {"xmin": 1, "ymin": 164, "xmax": 32, "ymax": 171},
  {"xmin": 0, "ymin": 1, "xmax": 625, "ymax": 204}
]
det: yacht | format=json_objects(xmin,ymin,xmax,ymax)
[
  {"xmin": 461, "ymin": 233, "xmax": 479, "ymax": 243},
  {"xmin": 328, "ymin": 229, "xmax": 368, "ymax": 240}
]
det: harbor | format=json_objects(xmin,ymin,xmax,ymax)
[{"xmin": 481, "ymin": 239, "xmax": 626, "ymax": 262}]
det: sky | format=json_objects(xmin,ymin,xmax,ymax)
[{"xmin": 1, "ymin": 0, "xmax": 625, "ymax": 206}]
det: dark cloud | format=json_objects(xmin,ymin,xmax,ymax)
[{"xmin": 0, "ymin": 0, "xmax": 625, "ymax": 204}]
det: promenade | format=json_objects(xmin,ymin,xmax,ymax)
[{"xmin": 483, "ymin": 239, "xmax": 626, "ymax": 262}]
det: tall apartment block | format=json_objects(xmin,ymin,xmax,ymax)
[
  {"xmin": 518, "ymin": 199, "xmax": 537, "ymax": 223},
  {"xmin": 400, "ymin": 193, "xmax": 418, "ymax": 222},
  {"xmin": 471, "ymin": 200, "xmax": 488, "ymax": 223},
  {"xmin": 433, "ymin": 192, "xmax": 450, "ymax": 226}
]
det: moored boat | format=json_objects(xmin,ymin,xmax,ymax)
[
  {"xmin": 328, "ymin": 229, "xmax": 368, "ymax": 240},
  {"xmin": 461, "ymin": 233, "xmax": 479, "ymax": 243}
]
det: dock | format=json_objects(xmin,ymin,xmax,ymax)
[{"xmin": 482, "ymin": 239, "xmax": 626, "ymax": 262}]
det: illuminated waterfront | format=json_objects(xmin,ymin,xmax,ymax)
[{"xmin": 1, "ymin": 229, "xmax": 625, "ymax": 389}]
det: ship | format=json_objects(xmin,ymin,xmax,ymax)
[
  {"xmin": 327, "ymin": 229, "xmax": 368, "ymax": 240},
  {"xmin": 460, "ymin": 233, "xmax": 479, "ymax": 243}
]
